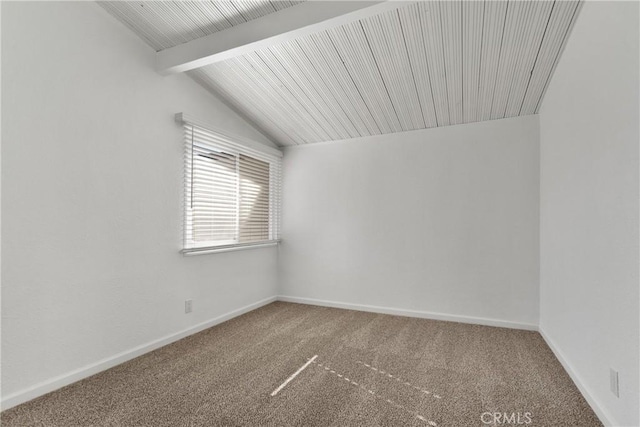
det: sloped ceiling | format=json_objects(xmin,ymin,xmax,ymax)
[
  {"xmin": 99, "ymin": 1, "xmax": 305, "ymax": 50},
  {"xmin": 100, "ymin": 1, "xmax": 582, "ymax": 146}
]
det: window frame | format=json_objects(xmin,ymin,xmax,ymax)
[{"xmin": 177, "ymin": 113, "xmax": 282, "ymax": 255}]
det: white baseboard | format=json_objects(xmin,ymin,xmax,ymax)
[
  {"xmin": 276, "ymin": 295, "xmax": 538, "ymax": 331},
  {"xmin": 3, "ymin": 293, "xmax": 611, "ymax": 427},
  {"xmin": 538, "ymin": 326, "xmax": 617, "ymax": 427},
  {"xmin": 278, "ymin": 296, "xmax": 616, "ymax": 424},
  {"xmin": 1, "ymin": 296, "xmax": 277, "ymax": 411}
]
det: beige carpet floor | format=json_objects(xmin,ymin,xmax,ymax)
[{"xmin": 2, "ymin": 302, "xmax": 601, "ymax": 426}]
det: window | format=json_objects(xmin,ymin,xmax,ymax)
[{"xmin": 178, "ymin": 114, "xmax": 282, "ymax": 254}]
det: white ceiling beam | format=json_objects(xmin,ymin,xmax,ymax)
[{"xmin": 156, "ymin": 1, "xmax": 412, "ymax": 75}]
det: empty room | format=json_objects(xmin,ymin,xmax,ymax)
[{"xmin": 1, "ymin": 1, "xmax": 638, "ymax": 426}]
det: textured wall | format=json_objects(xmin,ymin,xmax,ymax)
[
  {"xmin": 1, "ymin": 1, "xmax": 278, "ymax": 401},
  {"xmin": 280, "ymin": 115, "xmax": 540, "ymax": 327},
  {"xmin": 539, "ymin": 2, "xmax": 639, "ymax": 426}
]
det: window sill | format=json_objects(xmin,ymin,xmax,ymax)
[{"xmin": 181, "ymin": 240, "xmax": 280, "ymax": 256}]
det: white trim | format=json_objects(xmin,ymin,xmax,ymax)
[
  {"xmin": 175, "ymin": 113, "xmax": 283, "ymax": 158},
  {"xmin": 3, "ymin": 293, "xmax": 609, "ymax": 427},
  {"xmin": 182, "ymin": 241, "xmax": 279, "ymax": 256},
  {"xmin": 538, "ymin": 326, "xmax": 618, "ymax": 427},
  {"xmin": 0, "ymin": 296, "xmax": 277, "ymax": 411},
  {"xmin": 276, "ymin": 295, "xmax": 538, "ymax": 331}
]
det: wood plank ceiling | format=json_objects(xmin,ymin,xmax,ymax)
[
  {"xmin": 98, "ymin": 1, "xmax": 305, "ymax": 50},
  {"xmin": 100, "ymin": 1, "xmax": 582, "ymax": 146}
]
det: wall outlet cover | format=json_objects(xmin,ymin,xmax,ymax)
[{"xmin": 610, "ymin": 368, "xmax": 619, "ymax": 397}]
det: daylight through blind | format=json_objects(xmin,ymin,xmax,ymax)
[{"xmin": 181, "ymin": 117, "xmax": 282, "ymax": 253}]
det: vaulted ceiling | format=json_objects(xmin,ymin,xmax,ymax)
[
  {"xmin": 100, "ymin": 1, "xmax": 582, "ymax": 146},
  {"xmin": 98, "ymin": 1, "xmax": 305, "ymax": 50}
]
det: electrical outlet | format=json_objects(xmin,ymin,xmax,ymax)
[
  {"xmin": 185, "ymin": 299, "xmax": 193, "ymax": 314},
  {"xmin": 610, "ymin": 368, "xmax": 619, "ymax": 397}
]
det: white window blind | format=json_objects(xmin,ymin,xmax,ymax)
[{"xmin": 178, "ymin": 114, "xmax": 282, "ymax": 254}]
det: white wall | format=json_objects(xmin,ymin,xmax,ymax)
[
  {"xmin": 1, "ymin": 2, "xmax": 278, "ymax": 405},
  {"xmin": 280, "ymin": 115, "xmax": 540, "ymax": 328},
  {"xmin": 539, "ymin": 2, "xmax": 639, "ymax": 426}
]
